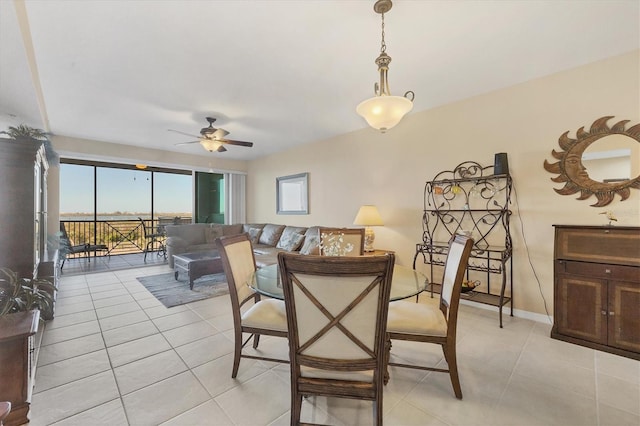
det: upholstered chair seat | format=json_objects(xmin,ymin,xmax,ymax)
[
  {"xmin": 241, "ymin": 298, "xmax": 287, "ymax": 332},
  {"xmin": 387, "ymin": 300, "xmax": 447, "ymax": 337}
]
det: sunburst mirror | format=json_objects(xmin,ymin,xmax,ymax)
[{"xmin": 543, "ymin": 116, "xmax": 640, "ymax": 207}]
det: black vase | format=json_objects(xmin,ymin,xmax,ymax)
[{"xmin": 494, "ymin": 153, "xmax": 509, "ymax": 175}]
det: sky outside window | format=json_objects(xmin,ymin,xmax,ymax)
[{"xmin": 60, "ymin": 163, "xmax": 192, "ymax": 220}]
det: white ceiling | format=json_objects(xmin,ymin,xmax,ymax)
[{"xmin": 1, "ymin": 0, "xmax": 638, "ymax": 161}]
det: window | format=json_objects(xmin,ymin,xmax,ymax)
[{"xmin": 60, "ymin": 160, "xmax": 194, "ymax": 254}]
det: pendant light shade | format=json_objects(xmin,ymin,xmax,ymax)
[{"xmin": 356, "ymin": 95, "xmax": 413, "ymax": 132}]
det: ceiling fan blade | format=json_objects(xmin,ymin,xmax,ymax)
[
  {"xmin": 222, "ymin": 139, "xmax": 254, "ymax": 147},
  {"xmin": 174, "ymin": 140, "xmax": 200, "ymax": 146},
  {"xmin": 168, "ymin": 129, "xmax": 201, "ymax": 139}
]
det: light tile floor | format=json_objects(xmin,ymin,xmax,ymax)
[{"xmin": 29, "ymin": 264, "xmax": 640, "ymax": 426}]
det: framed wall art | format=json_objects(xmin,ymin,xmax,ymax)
[{"xmin": 276, "ymin": 172, "xmax": 309, "ymax": 215}]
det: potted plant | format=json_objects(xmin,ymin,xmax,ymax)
[
  {"xmin": 0, "ymin": 267, "xmax": 56, "ymax": 318},
  {"xmin": 0, "ymin": 124, "xmax": 59, "ymax": 165}
]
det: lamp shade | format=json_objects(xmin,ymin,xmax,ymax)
[
  {"xmin": 356, "ymin": 95, "xmax": 413, "ymax": 132},
  {"xmin": 353, "ymin": 205, "xmax": 384, "ymax": 226},
  {"xmin": 200, "ymin": 139, "xmax": 222, "ymax": 152}
]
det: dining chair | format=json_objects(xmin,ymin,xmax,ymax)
[
  {"xmin": 386, "ymin": 234, "xmax": 473, "ymax": 399},
  {"xmin": 318, "ymin": 227, "xmax": 365, "ymax": 256},
  {"xmin": 0, "ymin": 401, "xmax": 10, "ymax": 426},
  {"xmin": 216, "ymin": 234, "xmax": 288, "ymax": 378},
  {"xmin": 277, "ymin": 252, "xmax": 395, "ymax": 426}
]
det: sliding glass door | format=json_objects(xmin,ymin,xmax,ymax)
[
  {"xmin": 60, "ymin": 160, "xmax": 193, "ymax": 255},
  {"xmin": 195, "ymin": 172, "xmax": 225, "ymax": 224}
]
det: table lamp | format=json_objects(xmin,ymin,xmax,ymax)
[{"xmin": 353, "ymin": 205, "xmax": 384, "ymax": 252}]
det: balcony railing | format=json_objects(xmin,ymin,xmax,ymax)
[{"xmin": 60, "ymin": 217, "xmax": 192, "ymax": 259}]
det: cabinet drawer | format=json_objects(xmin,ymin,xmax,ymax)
[
  {"xmin": 555, "ymin": 227, "xmax": 640, "ymax": 266},
  {"xmin": 557, "ymin": 260, "xmax": 640, "ymax": 281}
]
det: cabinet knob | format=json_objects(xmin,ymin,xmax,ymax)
[
  {"xmin": 605, "ymin": 269, "xmax": 611, "ymax": 274},
  {"xmin": 609, "ymin": 311, "xmax": 615, "ymax": 316},
  {"xmin": 601, "ymin": 310, "xmax": 607, "ymax": 316}
]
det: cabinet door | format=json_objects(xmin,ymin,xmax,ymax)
[
  {"xmin": 556, "ymin": 275, "xmax": 607, "ymax": 344},
  {"xmin": 608, "ymin": 281, "xmax": 640, "ymax": 352}
]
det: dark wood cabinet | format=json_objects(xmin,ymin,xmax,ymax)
[
  {"xmin": 552, "ymin": 225, "xmax": 640, "ymax": 360},
  {"xmin": 0, "ymin": 138, "xmax": 50, "ymax": 279},
  {"xmin": 0, "ymin": 310, "xmax": 40, "ymax": 426},
  {"xmin": 0, "ymin": 139, "xmax": 57, "ymax": 422}
]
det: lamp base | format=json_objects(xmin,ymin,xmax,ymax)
[{"xmin": 364, "ymin": 227, "xmax": 375, "ymax": 252}]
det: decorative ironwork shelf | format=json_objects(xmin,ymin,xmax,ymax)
[{"xmin": 413, "ymin": 161, "xmax": 513, "ymax": 327}]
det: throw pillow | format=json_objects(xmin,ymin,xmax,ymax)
[
  {"xmin": 204, "ymin": 225, "xmax": 224, "ymax": 243},
  {"xmin": 258, "ymin": 224, "xmax": 286, "ymax": 245},
  {"xmin": 299, "ymin": 234, "xmax": 320, "ymax": 255},
  {"xmin": 276, "ymin": 232, "xmax": 305, "ymax": 251},
  {"xmin": 247, "ymin": 227, "xmax": 262, "ymax": 245}
]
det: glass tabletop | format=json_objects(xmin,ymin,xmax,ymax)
[{"xmin": 249, "ymin": 263, "xmax": 428, "ymax": 302}]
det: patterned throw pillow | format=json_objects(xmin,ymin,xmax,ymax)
[
  {"xmin": 258, "ymin": 224, "xmax": 286, "ymax": 245},
  {"xmin": 299, "ymin": 234, "xmax": 320, "ymax": 255},
  {"xmin": 276, "ymin": 232, "xmax": 305, "ymax": 251},
  {"xmin": 247, "ymin": 227, "xmax": 262, "ymax": 245},
  {"xmin": 204, "ymin": 225, "xmax": 224, "ymax": 243}
]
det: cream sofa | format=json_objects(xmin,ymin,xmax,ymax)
[{"xmin": 165, "ymin": 223, "xmax": 321, "ymax": 268}]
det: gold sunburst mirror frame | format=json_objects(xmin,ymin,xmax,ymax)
[{"xmin": 543, "ymin": 116, "xmax": 640, "ymax": 207}]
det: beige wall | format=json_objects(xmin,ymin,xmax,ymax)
[{"xmin": 247, "ymin": 50, "xmax": 640, "ymax": 319}]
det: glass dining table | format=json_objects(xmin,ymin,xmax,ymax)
[
  {"xmin": 248, "ymin": 261, "xmax": 429, "ymax": 385},
  {"xmin": 249, "ymin": 262, "xmax": 429, "ymax": 301}
]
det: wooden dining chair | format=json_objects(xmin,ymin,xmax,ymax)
[
  {"xmin": 386, "ymin": 234, "xmax": 473, "ymax": 399},
  {"xmin": 216, "ymin": 234, "xmax": 288, "ymax": 378},
  {"xmin": 318, "ymin": 227, "xmax": 365, "ymax": 256},
  {"xmin": 0, "ymin": 401, "xmax": 10, "ymax": 426},
  {"xmin": 278, "ymin": 252, "xmax": 395, "ymax": 426}
]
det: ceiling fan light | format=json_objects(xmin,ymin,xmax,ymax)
[
  {"xmin": 200, "ymin": 139, "xmax": 222, "ymax": 152},
  {"xmin": 356, "ymin": 95, "xmax": 413, "ymax": 132}
]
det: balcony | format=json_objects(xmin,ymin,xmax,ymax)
[{"xmin": 59, "ymin": 218, "xmax": 191, "ymax": 275}]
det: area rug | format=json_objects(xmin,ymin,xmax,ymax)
[{"xmin": 136, "ymin": 272, "xmax": 229, "ymax": 308}]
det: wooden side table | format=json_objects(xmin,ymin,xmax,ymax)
[
  {"xmin": 364, "ymin": 249, "xmax": 394, "ymax": 256},
  {"xmin": 0, "ymin": 310, "xmax": 39, "ymax": 426}
]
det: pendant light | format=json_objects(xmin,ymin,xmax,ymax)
[{"xmin": 356, "ymin": 0, "xmax": 414, "ymax": 133}]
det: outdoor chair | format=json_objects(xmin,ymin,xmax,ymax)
[
  {"xmin": 139, "ymin": 217, "xmax": 166, "ymax": 262},
  {"xmin": 58, "ymin": 223, "xmax": 108, "ymax": 270},
  {"xmin": 386, "ymin": 234, "xmax": 473, "ymax": 399},
  {"xmin": 215, "ymin": 234, "xmax": 288, "ymax": 378},
  {"xmin": 277, "ymin": 252, "xmax": 395, "ymax": 426},
  {"xmin": 318, "ymin": 227, "xmax": 365, "ymax": 256}
]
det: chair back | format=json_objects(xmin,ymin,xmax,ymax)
[
  {"xmin": 318, "ymin": 227, "xmax": 365, "ymax": 256},
  {"xmin": 59, "ymin": 222, "xmax": 72, "ymax": 243},
  {"xmin": 138, "ymin": 217, "xmax": 150, "ymax": 238},
  {"xmin": 278, "ymin": 252, "xmax": 394, "ymax": 384},
  {"xmin": 216, "ymin": 234, "xmax": 258, "ymax": 317},
  {"xmin": 439, "ymin": 235, "xmax": 474, "ymax": 333}
]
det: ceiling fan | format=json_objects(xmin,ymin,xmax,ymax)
[{"xmin": 169, "ymin": 117, "xmax": 254, "ymax": 153}]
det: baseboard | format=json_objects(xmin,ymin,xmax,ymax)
[{"xmin": 459, "ymin": 298, "xmax": 553, "ymax": 325}]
